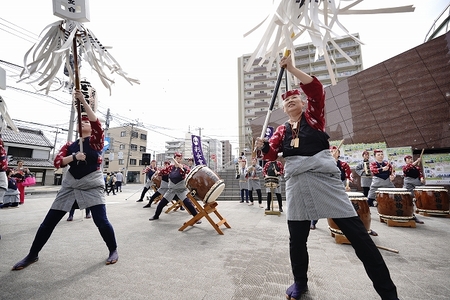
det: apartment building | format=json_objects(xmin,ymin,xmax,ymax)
[{"xmin": 103, "ymin": 124, "xmax": 149, "ymax": 184}]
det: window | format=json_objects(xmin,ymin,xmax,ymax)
[
  {"xmin": 118, "ymin": 159, "xmax": 124, "ymax": 165},
  {"xmin": 7, "ymin": 146, "xmax": 32, "ymax": 158},
  {"xmin": 130, "ymin": 158, "xmax": 137, "ymax": 166},
  {"xmin": 140, "ymin": 133, "xmax": 147, "ymax": 140},
  {"xmin": 119, "ymin": 144, "xmax": 125, "ymax": 150},
  {"xmin": 131, "ymin": 131, "xmax": 138, "ymax": 138},
  {"xmin": 130, "ymin": 144, "xmax": 138, "ymax": 151},
  {"xmin": 139, "ymin": 146, "xmax": 146, "ymax": 152},
  {"xmin": 120, "ymin": 131, "xmax": 127, "ymax": 137}
]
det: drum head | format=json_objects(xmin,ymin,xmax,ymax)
[
  {"xmin": 204, "ymin": 180, "xmax": 225, "ymax": 204},
  {"xmin": 346, "ymin": 192, "xmax": 365, "ymax": 197}
]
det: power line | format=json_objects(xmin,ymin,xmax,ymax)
[
  {"xmin": 0, "ymin": 17, "xmax": 40, "ymax": 42},
  {"xmin": 12, "ymin": 119, "xmax": 69, "ymax": 132}
]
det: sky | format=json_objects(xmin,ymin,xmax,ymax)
[{"xmin": 0, "ymin": 0, "xmax": 449, "ymax": 155}]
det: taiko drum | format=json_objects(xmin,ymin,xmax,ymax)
[
  {"xmin": 414, "ymin": 186, "xmax": 449, "ymax": 215},
  {"xmin": 328, "ymin": 192, "xmax": 372, "ymax": 236},
  {"xmin": 376, "ymin": 188, "xmax": 414, "ymax": 221},
  {"xmin": 185, "ymin": 165, "xmax": 225, "ymax": 204}
]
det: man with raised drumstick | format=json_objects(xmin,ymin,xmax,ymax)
[
  {"xmin": 402, "ymin": 155, "xmax": 425, "ymax": 224},
  {"xmin": 255, "ymin": 55, "xmax": 399, "ymax": 300},
  {"xmin": 137, "ymin": 159, "xmax": 157, "ymax": 203},
  {"xmin": 148, "ymin": 153, "xmax": 201, "ymax": 223},
  {"xmin": 367, "ymin": 149, "xmax": 395, "ymax": 207},
  {"xmin": 143, "ymin": 161, "xmax": 170, "ymax": 208},
  {"xmin": 263, "ymin": 159, "xmax": 284, "ymax": 212}
]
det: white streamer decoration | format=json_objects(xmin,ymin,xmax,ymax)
[
  {"xmin": 19, "ymin": 19, "xmax": 140, "ymax": 94},
  {"xmin": 244, "ymin": 0, "xmax": 415, "ymax": 85}
]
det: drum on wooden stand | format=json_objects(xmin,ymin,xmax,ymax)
[
  {"xmin": 264, "ymin": 176, "xmax": 279, "ymax": 188},
  {"xmin": 414, "ymin": 186, "xmax": 449, "ymax": 216},
  {"xmin": 328, "ymin": 192, "xmax": 372, "ymax": 241},
  {"xmin": 185, "ymin": 165, "xmax": 225, "ymax": 204},
  {"xmin": 376, "ymin": 188, "xmax": 415, "ymax": 226},
  {"xmin": 150, "ymin": 174, "xmax": 161, "ymax": 192}
]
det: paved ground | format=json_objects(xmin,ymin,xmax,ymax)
[{"xmin": 0, "ymin": 184, "xmax": 449, "ymax": 300}]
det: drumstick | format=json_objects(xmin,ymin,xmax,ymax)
[
  {"xmin": 419, "ymin": 149, "xmax": 425, "ymax": 165},
  {"xmin": 336, "ymin": 139, "xmax": 345, "ymax": 150},
  {"xmin": 376, "ymin": 245, "xmax": 399, "ymax": 254},
  {"xmin": 254, "ymin": 39, "xmax": 294, "ymax": 152}
]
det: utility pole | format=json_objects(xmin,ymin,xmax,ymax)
[
  {"xmin": 196, "ymin": 127, "xmax": 203, "ymax": 137},
  {"xmin": 67, "ymin": 100, "xmax": 76, "ymax": 142},
  {"xmin": 101, "ymin": 108, "xmax": 111, "ymax": 171},
  {"xmin": 124, "ymin": 123, "xmax": 134, "ymax": 183},
  {"xmin": 52, "ymin": 129, "xmax": 60, "ymax": 159}
]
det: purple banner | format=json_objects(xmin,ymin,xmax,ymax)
[
  {"xmin": 264, "ymin": 126, "xmax": 274, "ymax": 139},
  {"xmin": 191, "ymin": 135, "xmax": 207, "ymax": 166}
]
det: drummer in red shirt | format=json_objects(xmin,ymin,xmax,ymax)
[
  {"xmin": 149, "ymin": 152, "xmax": 201, "ymax": 224},
  {"xmin": 402, "ymin": 155, "xmax": 425, "ymax": 224},
  {"xmin": 263, "ymin": 159, "xmax": 284, "ymax": 212},
  {"xmin": 367, "ymin": 149, "xmax": 395, "ymax": 207},
  {"xmin": 330, "ymin": 146, "xmax": 352, "ymax": 191}
]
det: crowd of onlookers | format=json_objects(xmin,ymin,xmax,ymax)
[{"xmin": 103, "ymin": 171, "xmax": 124, "ymax": 196}]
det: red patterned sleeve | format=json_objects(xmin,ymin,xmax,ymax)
[
  {"xmin": 301, "ymin": 77, "xmax": 326, "ymax": 132},
  {"xmin": 159, "ymin": 165, "xmax": 172, "ymax": 176},
  {"xmin": 263, "ymin": 162, "xmax": 269, "ymax": 176},
  {"xmin": 54, "ymin": 142, "xmax": 72, "ymax": 168},
  {"xmin": 342, "ymin": 161, "xmax": 353, "ymax": 182},
  {"xmin": 89, "ymin": 119, "xmax": 104, "ymax": 151},
  {"xmin": 402, "ymin": 164, "xmax": 410, "ymax": 174},
  {"xmin": 277, "ymin": 161, "xmax": 284, "ymax": 175},
  {"xmin": 370, "ymin": 162, "xmax": 380, "ymax": 175},
  {"xmin": 0, "ymin": 145, "xmax": 8, "ymax": 171}
]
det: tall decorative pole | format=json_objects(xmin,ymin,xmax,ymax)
[{"xmin": 19, "ymin": 0, "xmax": 140, "ymax": 152}]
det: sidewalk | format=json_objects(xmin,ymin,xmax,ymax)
[
  {"xmin": 25, "ymin": 185, "xmax": 61, "ymax": 195},
  {"xmin": 1, "ymin": 184, "xmax": 449, "ymax": 300}
]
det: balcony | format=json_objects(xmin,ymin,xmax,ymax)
[
  {"xmin": 254, "ymin": 93, "xmax": 268, "ymax": 98},
  {"xmin": 254, "ymin": 75, "xmax": 267, "ymax": 80}
]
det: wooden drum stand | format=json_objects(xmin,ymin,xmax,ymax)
[{"xmin": 178, "ymin": 194, "xmax": 231, "ymax": 235}]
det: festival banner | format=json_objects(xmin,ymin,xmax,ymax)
[
  {"xmin": 422, "ymin": 153, "xmax": 450, "ymax": 185},
  {"xmin": 191, "ymin": 135, "xmax": 207, "ymax": 166},
  {"xmin": 329, "ymin": 141, "xmax": 387, "ymax": 169},
  {"xmin": 264, "ymin": 126, "xmax": 274, "ymax": 139}
]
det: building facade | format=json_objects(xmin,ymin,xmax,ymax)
[
  {"xmin": 220, "ymin": 139, "xmax": 233, "ymax": 168},
  {"xmin": 2, "ymin": 126, "xmax": 55, "ymax": 185},
  {"xmin": 104, "ymin": 124, "xmax": 149, "ymax": 184},
  {"xmin": 238, "ymin": 34, "xmax": 363, "ymax": 155},
  {"xmin": 165, "ymin": 134, "xmax": 225, "ymax": 172}
]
